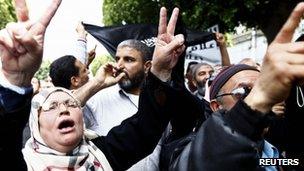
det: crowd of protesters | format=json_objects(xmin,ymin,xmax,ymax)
[{"xmin": 1, "ymin": 0, "xmax": 304, "ymax": 170}]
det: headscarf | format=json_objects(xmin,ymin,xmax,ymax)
[{"xmin": 22, "ymin": 87, "xmax": 112, "ymax": 171}]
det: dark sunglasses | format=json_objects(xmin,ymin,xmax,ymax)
[{"xmin": 215, "ymin": 86, "xmax": 251, "ymax": 100}]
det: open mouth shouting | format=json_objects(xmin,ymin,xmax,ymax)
[{"xmin": 57, "ymin": 119, "xmax": 75, "ymax": 134}]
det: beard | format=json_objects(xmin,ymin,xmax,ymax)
[
  {"xmin": 119, "ymin": 70, "xmax": 145, "ymax": 92},
  {"xmin": 196, "ymin": 80, "xmax": 206, "ymax": 96}
]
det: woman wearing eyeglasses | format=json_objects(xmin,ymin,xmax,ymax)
[{"xmin": 21, "ymin": 78, "xmax": 178, "ymax": 171}]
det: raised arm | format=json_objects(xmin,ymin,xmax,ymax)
[
  {"xmin": 151, "ymin": 7, "xmax": 185, "ymax": 82},
  {"xmin": 182, "ymin": 2, "xmax": 304, "ymax": 170},
  {"xmin": 73, "ymin": 22, "xmax": 88, "ymax": 65},
  {"xmin": 0, "ymin": 0, "xmax": 61, "ymax": 169},
  {"xmin": 216, "ymin": 32, "xmax": 231, "ymax": 66},
  {"xmin": 0, "ymin": 0, "xmax": 62, "ymax": 87},
  {"xmin": 73, "ymin": 63, "xmax": 125, "ymax": 106},
  {"xmin": 245, "ymin": 2, "xmax": 304, "ymax": 114}
]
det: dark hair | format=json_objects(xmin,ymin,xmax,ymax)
[{"xmin": 49, "ymin": 55, "xmax": 79, "ymax": 89}]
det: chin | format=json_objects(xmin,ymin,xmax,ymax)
[{"xmin": 59, "ymin": 132, "xmax": 82, "ymax": 147}]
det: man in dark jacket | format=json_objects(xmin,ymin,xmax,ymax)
[{"xmin": 168, "ymin": 3, "xmax": 304, "ymax": 170}]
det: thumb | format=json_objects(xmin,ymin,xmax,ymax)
[
  {"xmin": 115, "ymin": 72, "xmax": 126, "ymax": 82},
  {"xmin": 166, "ymin": 34, "xmax": 184, "ymax": 53}
]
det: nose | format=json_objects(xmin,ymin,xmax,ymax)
[
  {"xmin": 203, "ymin": 74, "xmax": 210, "ymax": 82},
  {"xmin": 116, "ymin": 58, "xmax": 125, "ymax": 69},
  {"xmin": 58, "ymin": 103, "xmax": 70, "ymax": 116}
]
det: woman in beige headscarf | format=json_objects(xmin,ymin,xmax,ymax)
[{"xmin": 23, "ymin": 87, "xmax": 113, "ymax": 171}]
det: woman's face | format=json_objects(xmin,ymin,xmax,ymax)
[{"xmin": 39, "ymin": 91, "xmax": 84, "ymax": 153}]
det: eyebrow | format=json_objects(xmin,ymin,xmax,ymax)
[{"xmin": 46, "ymin": 98, "xmax": 73, "ymax": 103}]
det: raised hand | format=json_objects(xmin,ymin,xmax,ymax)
[
  {"xmin": 73, "ymin": 62, "xmax": 125, "ymax": 106},
  {"xmin": 215, "ymin": 32, "xmax": 231, "ymax": 66},
  {"xmin": 245, "ymin": 2, "xmax": 304, "ymax": 113},
  {"xmin": 0, "ymin": 0, "xmax": 62, "ymax": 86},
  {"xmin": 94, "ymin": 62, "xmax": 126, "ymax": 89},
  {"xmin": 76, "ymin": 21, "xmax": 88, "ymax": 40},
  {"xmin": 151, "ymin": 7, "xmax": 185, "ymax": 81},
  {"xmin": 87, "ymin": 45, "xmax": 97, "ymax": 66},
  {"xmin": 215, "ymin": 32, "xmax": 226, "ymax": 47}
]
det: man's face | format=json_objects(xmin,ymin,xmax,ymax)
[
  {"xmin": 74, "ymin": 60, "xmax": 89, "ymax": 88},
  {"xmin": 215, "ymin": 70, "xmax": 259, "ymax": 111},
  {"xmin": 115, "ymin": 46, "xmax": 146, "ymax": 91},
  {"xmin": 194, "ymin": 65, "xmax": 214, "ymax": 88}
]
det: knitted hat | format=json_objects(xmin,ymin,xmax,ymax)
[{"xmin": 209, "ymin": 64, "xmax": 259, "ymax": 100}]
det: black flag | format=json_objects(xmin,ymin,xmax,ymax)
[{"xmin": 83, "ymin": 23, "xmax": 215, "ymax": 57}]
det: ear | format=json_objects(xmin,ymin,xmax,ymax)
[
  {"xmin": 210, "ymin": 100, "xmax": 222, "ymax": 112},
  {"xmin": 144, "ymin": 60, "xmax": 152, "ymax": 74},
  {"xmin": 70, "ymin": 76, "xmax": 79, "ymax": 88}
]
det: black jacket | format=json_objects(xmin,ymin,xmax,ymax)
[
  {"xmin": 0, "ymin": 72, "xmax": 187, "ymax": 171},
  {"xmin": 0, "ymin": 86, "xmax": 32, "ymax": 170},
  {"xmin": 171, "ymin": 100, "xmax": 270, "ymax": 171}
]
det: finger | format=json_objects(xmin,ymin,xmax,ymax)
[
  {"xmin": 105, "ymin": 62, "xmax": 120, "ymax": 75},
  {"xmin": 288, "ymin": 65, "xmax": 304, "ymax": 86},
  {"xmin": 17, "ymin": 33, "xmax": 41, "ymax": 58},
  {"xmin": 104, "ymin": 63, "xmax": 114, "ymax": 71},
  {"xmin": 24, "ymin": 20, "xmax": 34, "ymax": 30},
  {"xmin": 216, "ymin": 33, "xmax": 223, "ymax": 40},
  {"xmin": 284, "ymin": 52, "xmax": 304, "ymax": 65},
  {"xmin": 0, "ymin": 29, "xmax": 19, "ymax": 56},
  {"xmin": 90, "ymin": 45, "xmax": 97, "ymax": 53},
  {"xmin": 155, "ymin": 38, "xmax": 167, "ymax": 46},
  {"xmin": 37, "ymin": 0, "xmax": 62, "ymax": 28},
  {"xmin": 158, "ymin": 7, "xmax": 167, "ymax": 36},
  {"xmin": 167, "ymin": 8, "xmax": 179, "ymax": 35},
  {"xmin": 89, "ymin": 52, "xmax": 96, "ymax": 57},
  {"xmin": 175, "ymin": 44, "xmax": 186, "ymax": 54},
  {"xmin": 273, "ymin": 106, "xmax": 285, "ymax": 110},
  {"xmin": 14, "ymin": 0, "xmax": 29, "ymax": 22},
  {"xmin": 108, "ymin": 62, "xmax": 118, "ymax": 68},
  {"xmin": 274, "ymin": 2, "xmax": 304, "ymax": 43},
  {"xmin": 285, "ymin": 42, "xmax": 304, "ymax": 53},
  {"xmin": 0, "ymin": 31, "xmax": 14, "ymax": 57},
  {"xmin": 166, "ymin": 34, "xmax": 185, "ymax": 54},
  {"xmin": 6, "ymin": 22, "xmax": 27, "ymax": 53},
  {"xmin": 115, "ymin": 72, "xmax": 126, "ymax": 81}
]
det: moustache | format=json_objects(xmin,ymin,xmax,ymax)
[{"xmin": 114, "ymin": 67, "xmax": 129, "ymax": 78}]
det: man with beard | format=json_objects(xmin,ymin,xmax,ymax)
[
  {"xmin": 191, "ymin": 32, "xmax": 230, "ymax": 100},
  {"xmin": 86, "ymin": 39, "xmax": 152, "ymax": 136},
  {"xmin": 191, "ymin": 63, "xmax": 214, "ymax": 100}
]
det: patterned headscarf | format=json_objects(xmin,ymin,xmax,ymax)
[{"xmin": 22, "ymin": 87, "xmax": 112, "ymax": 171}]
